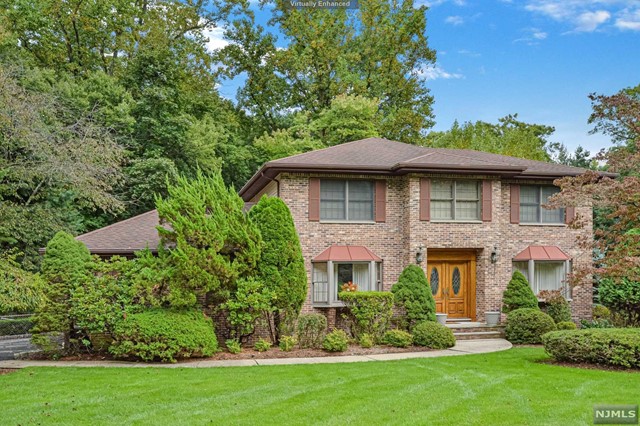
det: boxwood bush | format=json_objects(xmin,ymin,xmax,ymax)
[
  {"xmin": 296, "ymin": 313, "xmax": 327, "ymax": 349},
  {"xmin": 322, "ymin": 329, "xmax": 349, "ymax": 352},
  {"xmin": 556, "ymin": 321, "xmax": 577, "ymax": 330},
  {"xmin": 505, "ymin": 308, "xmax": 556, "ymax": 344},
  {"xmin": 542, "ymin": 328, "xmax": 640, "ymax": 368},
  {"xmin": 412, "ymin": 321, "xmax": 456, "ymax": 349},
  {"xmin": 109, "ymin": 309, "xmax": 218, "ymax": 362},
  {"xmin": 339, "ymin": 291, "xmax": 393, "ymax": 340},
  {"xmin": 382, "ymin": 329, "xmax": 413, "ymax": 348}
]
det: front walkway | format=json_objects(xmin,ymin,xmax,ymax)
[{"xmin": 0, "ymin": 339, "xmax": 511, "ymax": 369}]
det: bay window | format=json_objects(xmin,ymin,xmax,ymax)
[
  {"xmin": 312, "ymin": 261, "xmax": 383, "ymax": 306},
  {"xmin": 513, "ymin": 260, "xmax": 571, "ymax": 297}
]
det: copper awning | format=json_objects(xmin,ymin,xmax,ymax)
[
  {"xmin": 313, "ymin": 245, "xmax": 382, "ymax": 262},
  {"xmin": 513, "ymin": 245, "xmax": 570, "ymax": 261}
]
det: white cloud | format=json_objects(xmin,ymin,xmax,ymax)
[
  {"xmin": 445, "ymin": 15, "xmax": 464, "ymax": 25},
  {"xmin": 532, "ymin": 30, "xmax": 548, "ymax": 39},
  {"xmin": 202, "ymin": 26, "xmax": 229, "ymax": 52},
  {"xmin": 523, "ymin": 1, "xmax": 639, "ymax": 33},
  {"xmin": 574, "ymin": 10, "xmax": 611, "ymax": 31},
  {"xmin": 615, "ymin": 8, "xmax": 640, "ymax": 30},
  {"xmin": 514, "ymin": 27, "xmax": 548, "ymax": 44},
  {"xmin": 457, "ymin": 49, "xmax": 481, "ymax": 57},
  {"xmin": 417, "ymin": 65, "xmax": 464, "ymax": 81}
]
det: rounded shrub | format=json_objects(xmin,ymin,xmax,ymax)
[
  {"xmin": 539, "ymin": 290, "xmax": 572, "ymax": 324},
  {"xmin": 109, "ymin": 309, "xmax": 219, "ymax": 362},
  {"xmin": 339, "ymin": 291, "xmax": 393, "ymax": 340},
  {"xmin": 297, "ymin": 313, "xmax": 327, "ymax": 349},
  {"xmin": 556, "ymin": 321, "xmax": 577, "ymax": 330},
  {"xmin": 502, "ymin": 271, "xmax": 539, "ymax": 313},
  {"xmin": 226, "ymin": 339, "xmax": 242, "ymax": 354},
  {"xmin": 382, "ymin": 329, "xmax": 413, "ymax": 348},
  {"xmin": 599, "ymin": 277, "xmax": 640, "ymax": 326},
  {"xmin": 412, "ymin": 321, "xmax": 456, "ymax": 349},
  {"xmin": 505, "ymin": 308, "xmax": 556, "ymax": 344},
  {"xmin": 542, "ymin": 328, "xmax": 640, "ymax": 368},
  {"xmin": 359, "ymin": 333, "xmax": 374, "ymax": 348},
  {"xmin": 254, "ymin": 338, "xmax": 272, "ymax": 352},
  {"xmin": 322, "ymin": 329, "xmax": 349, "ymax": 352},
  {"xmin": 391, "ymin": 265, "xmax": 436, "ymax": 329},
  {"xmin": 279, "ymin": 335, "xmax": 297, "ymax": 352},
  {"xmin": 592, "ymin": 305, "xmax": 611, "ymax": 320}
]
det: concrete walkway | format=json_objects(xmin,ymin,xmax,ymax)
[{"xmin": 0, "ymin": 339, "xmax": 511, "ymax": 369}]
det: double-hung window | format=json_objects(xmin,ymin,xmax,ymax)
[
  {"xmin": 320, "ymin": 180, "xmax": 374, "ymax": 221},
  {"xmin": 431, "ymin": 180, "xmax": 481, "ymax": 221},
  {"xmin": 520, "ymin": 186, "xmax": 564, "ymax": 224}
]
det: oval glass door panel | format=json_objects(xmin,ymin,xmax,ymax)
[
  {"xmin": 430, "ymin": 268, "xmax": 439, "ymax": 295},
  {"xmin": 452, "ymin": 267, "xmax": 461, "ymax": 295}
]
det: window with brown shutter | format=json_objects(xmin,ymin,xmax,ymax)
[
  {"xmin": 375, "ymin": 180, "xmax": 386, "ymax": 223},
  {"xmin": 420, "ymin": 178, "xmax": 430, "ymax": 221},
  {"xmin": 308, "ymin": 177, "xmax": 320, "ymax": 221},
  {"xmin": 510, "ymin": 184, "xmax": 520, "ymax": 224},
  {"xmin": 482, "ymin": 180, "xmax": 492, "ymax": 222}
]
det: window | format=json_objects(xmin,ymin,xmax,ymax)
[
  {"xmin": 311, "ymin": 261, "xmax": 383, "ymax": 306},
  {"xmin": 513, "ymin": 261, "xmax": 569, "ymax": 296},
  {"xmin": 431, "ymin": 180, "xmax": 481, "ymax": 221},
  {"xmin": 520, "ymin": 185, "xmax": 564, "ymax": 224},
  {"xmin": 320, "ymin": 180, "xmax": 374, "ymax": 221}
]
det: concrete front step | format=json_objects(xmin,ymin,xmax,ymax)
[
  {"xmin": 453, "ymin": 331, "xmax": 505, "ymax": 340},
  {"xmin": 448, "ymin": 326, "xmax": 504, "ymax": 333}
]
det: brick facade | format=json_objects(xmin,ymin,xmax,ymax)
[{"xmin": 253, "ymin": 172, "xmax": 593, "ymax": 323}]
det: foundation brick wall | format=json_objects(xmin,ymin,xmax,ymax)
[{"xmin": 258, "ymin": 172, "xmax": 593, "ymax": 324}]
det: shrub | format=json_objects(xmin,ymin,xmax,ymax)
[
  {"xmin": 359, "ymin": 333, "xmax": 374, "ymax": 348},
  {"xmin": 592, "ymin": 305, "xmax": 611, "ymax": 320},
  {"xmin": 556, "ymin": 321, "xmax": 577, "ymax": 330},
  {"xmin": 539, "ymin": 290, "xmax": 572, "ymax": 324},
  {"xmin": 543, "ymin": 328, "xmax": 640, "ymax": 368},
  {"xmin": 249, "ymin": 196, "xmax": 307, "ymax": 341},
  {"xmin": 0, "ymin": 317, "xmax": 34, "ymax": 336},
  {"xmin": 297, "ymin": 313, "xmax": 327, "ymax": 349},
  {"xmin": 383, "ymin": 329, "xmax": 413, "ymax": 348},
  {"xmin": 391, "ymin": 265, "xmax": 436, "ymax": 330},
  {"xmin": 0, "ymin": 253, "xmax": 45, "ymax": 314},
  {"xmin": 502, "ymin": 271, "xmax": 538, "ymax": 313},
  {"xmin": 109, "ymin": 309, "xmax": 218, "ymax": 363},
  {"xmin": 254, "ymin": 338, "xmax": 272, "ymax": 352},
  {"xmin": 223, "ymin": 277, "xmax": 271, "ymax": 342},
  {"xmin": 412, "ymin": 321, "xmax": 456, "ymax": 349},
  {"xmin": 580, "ymin": 319, "xmax": 613, "ymax": 329},
  {"xmin": 226, "ymin": 339, "xmax": 242, "ymax": 354},
  {"xmin": 339, "ymin": 291, "xmax": 394, "ymax": 340},
  {"xmin": 505, "ymin": 308, "xmax": 556, "ymax": 344},
  {"xmin": 322, "ymin": 329, "xmax": 349, "ymax": 352},
  {"xmin": 279, "ymin": 335, "xmax": 297, "ymax": 352},
  {"xmin": 598, "ymin": 277, "xmax": 640, "ymax": 326},
  {"xmin": 32, "ymin": 231, "xmax": 92, "ymax": 352}
]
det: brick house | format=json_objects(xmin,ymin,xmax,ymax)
[{"xmin": 76, "ymin": 138, "xmax": 599, "ymax": 323}]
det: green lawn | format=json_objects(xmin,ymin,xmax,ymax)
[{"xmin": 0, "ymin": 348, "xmax": 638, "ymax": 425}]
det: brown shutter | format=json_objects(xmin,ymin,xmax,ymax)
[
  {"xmin": 375, "ymin": 180, "xmax": 386, "ymax": 223},
  {"xmin": 565, "ymin": 206, "xmax": 576, "ymax": 224},
  {"xmin": 510, "ymin": 184, "xmax": 520, "ymax": 224},
  {"xmin": 482, "ymin": 180, "xmax": 492, "ymax": 222},
  {"xmin": 419, "ymin": 178, "xmax": 430, "ymax": 221},
  {"xmin": 309, "ymin": 178, "xmax": 320, "ymax": 221}
]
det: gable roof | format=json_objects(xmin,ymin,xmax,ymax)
[
  {"xmin": 239, "ymin": 137, "xmax": 607, "ymax": 201},
  {"xmin": 75, "ymin": 210, "xmax": 161, "ymax": 255}
]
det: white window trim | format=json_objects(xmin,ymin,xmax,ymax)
[
  {"xmin": 311, "ymin": 260, "xmax": 382, "ymax": 307},
  {"xmin": 513, "ymin": 259, "xmax": 572, "ymax": 299}
]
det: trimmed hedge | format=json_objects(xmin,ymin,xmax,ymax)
[
  {"xmin": 339, "ymin": 291, "xmax": 393, "ymax": 340},
  {"xmin": 412, "ymin": 321, "xmax": 456, "ymax": 349},
  {"xmin": 502, "ymin": 271, "xmax": 539, "ymax": 313},
  {"xmin": 296, "ymin": 313, "xmax": 327, "ymax": 349},
  {"xmin": 383, "ymin": 329, "xmax": 413, "ymax": 348},
  {"xmin": 0, "ymin": 317, "xmax": 33, "ymax": 336},
  {"xmin": 542, "ymin": 328, "xmax": 640, "ymax": 368},
  {"xmin": 109, "ymin": 309, "xmax": 218, "ymax": 362},
  {"xmin": 505, "ymin": 308, "xmax": 556, "ymax": 344}
]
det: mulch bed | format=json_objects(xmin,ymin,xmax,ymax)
[
  {"xmin": 27, "ymin": 344, "xmax": 434, "ymax": 363},
  {"xmin": 0, "ymin": 369, "xmax": 17, "ymax": 375}
]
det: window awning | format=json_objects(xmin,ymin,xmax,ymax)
[
  {"xmin": 313, "ymin": 245, "xmax": 382, "ymax": 262},
  {"xmin": 513, "ymin": 245, "xmax": 570, "ymax": 261}
]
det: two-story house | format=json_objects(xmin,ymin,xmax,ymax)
[{"xmin": 76, "ymin": 138, "xmax": 596, "ymax": 323}]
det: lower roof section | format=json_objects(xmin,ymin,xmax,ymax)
[
  {"xmin": 513, "ymin": 245, "xmax": 571, "ymax": 261},
  {"xmin": 313, "ymin": 245, "xmax": 382, "ymax": 262}
]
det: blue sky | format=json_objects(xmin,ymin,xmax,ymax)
[{"xmin": 208, "ymin": 0, "xmax": 640, "ymax": 153}]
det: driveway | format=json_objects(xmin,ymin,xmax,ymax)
[{"xmin": 0, "ymin": 337, "xmax": 36, "ymax": 361}]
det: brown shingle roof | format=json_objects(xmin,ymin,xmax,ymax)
[
  {"xmin": 76, "ymin": 210, "xmax": 161, "ymax": 255},
  {"xmin": 239, "ymin": 137, "xmax": 606, "ymax": 200}
]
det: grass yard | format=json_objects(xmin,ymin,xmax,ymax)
[{"xmin": 0, "ymin": 348, "xmax": 638, "ymax": 425}]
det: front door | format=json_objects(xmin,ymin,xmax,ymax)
[{"xmin": 427, "ymin": 251, "xmax": 476, "ymax": 319}]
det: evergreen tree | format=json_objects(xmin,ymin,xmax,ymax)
[
  {"xmin": 32, "ymin": 231, "xmax": 92, "ymax": 351},
  {"xmin": 391, "ymin": 265, "xmax": 436, "ymax": 329},
  {"xmin": 249, "ymin": 196, "xmax": 307, "ymax": 342},
  {"xmin": 502, "ymin": 271, "xmax": 539, "ymax": 313}
]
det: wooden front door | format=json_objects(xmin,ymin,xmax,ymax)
[{"xmin": 427, "ymin": 251, "xmax": 476, "ymax": 319}]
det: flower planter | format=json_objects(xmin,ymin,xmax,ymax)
[
  {"xmin": 436, "ymin": 313, "xmax": 447, "ymax": 325},
  {"xmin": 485, "ymin": 311, "xmax": 501, "ymax": 327}
]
